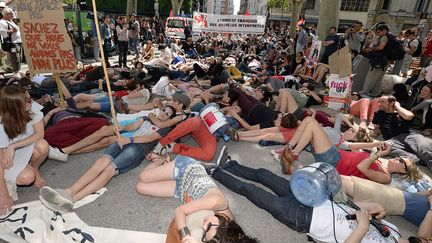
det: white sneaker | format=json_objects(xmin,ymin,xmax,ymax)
[
  {"xmin": 12, "ymin": 72, "xmax": 21, "ymax": 78},
  {"xmin": 39, "ymin": 186, "xmax": 73, "ymax": 213},
  {"xmin": 48, "ymin": 146, "xmax": 68, "ymax": 162}
]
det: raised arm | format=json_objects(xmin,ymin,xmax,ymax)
[
  {"xmin": 394, "ymin": 102, "xmax": 414, "ymax": 121},
  {"xmin": 356, "ymin": 148, "xmax": 392, "ymax": 184}
]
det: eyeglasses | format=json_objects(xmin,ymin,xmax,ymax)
[
  {"xmin": 162, "ymin": 108, "xmax": 173, "ymax": 117},
  {"xmin": 201, "ymin": 223, "xmax": 219, "ymax": 242},
  {"xmin": 398, "ymin": 157, "xmax": 408, "ymax": 174}
]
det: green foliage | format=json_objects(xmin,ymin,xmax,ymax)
[
  {"xmin": 267, "ymin": 0, "xmax": 291, "ymax": 10},
  {"xmin": 83, "ymin": 0, "xmax": 173, "ymax": 15}
]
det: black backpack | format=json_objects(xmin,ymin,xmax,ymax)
[
  {"xmin": 385, "ymin": 34, "xmax": 405, "ymax": 61},
  {"xmin": 409, "ymin": 39, "xmax": 422, "ymax": 57}
]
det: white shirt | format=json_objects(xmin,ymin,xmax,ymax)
[
  {"xmin": 309, "ymin": 201, "xmax": 400, "ymax": 243},
  {"xmin": 0, "ymin": 19, "xmax": 21, "ymax": 43}
]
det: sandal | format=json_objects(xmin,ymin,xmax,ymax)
[
  {"xmin": 226, "ymin": 127, "xmax": 239, "ymax": 142},
  {"xmin": 145, "ymin": 152, "xmax": 171, "ymax": 164}
]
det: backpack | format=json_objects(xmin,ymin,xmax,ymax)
[
  {"xmin": 409, "ymin": 39, "xmax": 422, "ymax": 57},
  {"xmin": 385, "ymin": 34, "xmax": 405, "ymax": 61}
]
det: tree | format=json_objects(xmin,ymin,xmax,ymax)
[
  {"xmin": 171, "ymin": 0, "xmax": 184, "ymax": 16},
  {"xmin": 372, "ymin": 0, "xmax": 385, "ymax": 26},
  {"xmin": 267, "ymin": 0, "xmax": 305, "ymax": 37},
  {"xmin": 126, "ymin": 0, "xmax": 137, "ymax": 22}
]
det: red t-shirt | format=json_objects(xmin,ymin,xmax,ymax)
[
  {"xmin": 424, "ymin": 36, "xmax": 432, "ymax": 57},
  {"xmin": 336, "ymin": 150, "xmax": 380, "ymax": 179}
]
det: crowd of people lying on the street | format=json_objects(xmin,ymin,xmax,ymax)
[{"xmin": 1, "ymin": 22, "xmax": 432, "ymax": 243}]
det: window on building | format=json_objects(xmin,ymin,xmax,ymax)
[
  {"xmin": 415, "ymin": 0, "xmax": 429, "ymax": 12},
  {"xmin": 340, "ymin": 0, "xmax": 370, "ymax": 12},
  {"xmin": 305, "ymin": 0, "xmax": 315, "ymax": 9},
  {"xmin": 382, "ymin": 0, "xmax": 391, "ymax": 10}
]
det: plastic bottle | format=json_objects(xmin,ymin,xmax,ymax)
[{"xmin": 290, "ymin": 162, "xmax": 342, "ymax": 207}]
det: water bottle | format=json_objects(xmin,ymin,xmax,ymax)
[{"xmin": 290, "ymin": 162, "xmax": 342, "ymax": 207}]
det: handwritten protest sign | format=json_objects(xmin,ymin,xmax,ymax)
[
  {"xmin": 15, "ymin": 0, "xmax": 76, "ymax": 74},
  {"xmin": 323, "ymin": 74, "xmax": 352, "ymax": 112}
]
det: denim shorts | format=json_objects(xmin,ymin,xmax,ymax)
[
  {"xmin": 103, "ymin": 142, "xmax": 154, "ymax": 175},
  {"xmin": 313, "ymin": 146, "xmax": 341, "ymax": 167}
]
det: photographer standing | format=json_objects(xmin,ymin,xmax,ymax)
[
  {"xmin": 100, "ymin": 15, "xmax": 111, "ymax": 67},
  {"xmin": 128, "ymin": 13, "xmax": 140, "ymax": 59},
  {"xmin": 0, "ymin": 7, "xmax": 21, "ymax": 78},
  {"xmin": 344, "ymin": 21, "xmax": 365, "ymax": 53}
]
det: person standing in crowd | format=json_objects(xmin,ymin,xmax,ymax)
[
  {"xmin": 320, "ymin": 26, "xmax": 340, "ymax": 64},
  {"xmin": 128, "ymin": 13, "xmax": 140, "ymax": 59},
  {"xmin": 0, "ymin": 7, "xmax": 22, "ymax": 78},
  {"xmin": 344, "ymin": 21, "xmax": 365, "ymax": 53},
  {"xmin": 90, "ymin": 18, "xmax": 101, "ymax": 62},
  {"xmin": 400, "ymin": 29, "xmax": 419, "ymax": 77},
  {"xmin": 421, "ymin": 30, "xmax": 432, "ymax": 67},
  {"xmin": 100, "ymin": 15, "xmax": 112, "ymax": 67},
  {"xmin": 360, "ymin": 24, "xmax": 389, "ymax": 97},
  {"xmin": 116, "ymin": 16, "xmax": 128, "ymax": 68},
  {"xmin": 296, "ymin": 25, "xmax": 308, "ymax": 54}
]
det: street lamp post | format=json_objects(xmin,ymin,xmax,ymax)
[{"xmin": 154, "ymin": 0, "xmax": 159, "ymax": 17}]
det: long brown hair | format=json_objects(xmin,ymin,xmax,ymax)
[
  {"xmin": 207, "ymin": 214, "xmax": 258, "ymax": 243},
  {"xmin": 0, "ymin": 86, "xmax": 32, "ymax": 139}
]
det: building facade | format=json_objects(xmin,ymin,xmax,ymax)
[
  {"xmin": 239, "ymin": 0, "xmax": 268, "ymax": 15},
  {"xmin": 207, "ymin": 0, "xmax": 234, "ymax": 15}
]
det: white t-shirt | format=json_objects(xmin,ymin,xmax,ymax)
[
  {"xmin": 405, "ymin": 39, "xmax": 419, "ymax": 55},
  {"xmin": 0, "ymin": 105, "xmax": 43, "ymax": 183},
  {"xmin": 309, "ymin": 201, "xmax": 400, "ymax": 243},
  {"xmin": 132, "ymin": 117, "xmax": 160, "ymax": 137},
  {"xmin": 0, "ymin": 19, "xmax": 21, "ymax": 43}
]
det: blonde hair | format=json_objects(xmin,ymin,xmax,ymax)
[{"xmin": 401, "ymin": 160, "xmax": 423, "ymax": 182}]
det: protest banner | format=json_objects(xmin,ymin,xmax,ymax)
[
  {"xmin": 323, "ymin": 74, "xmax": 352, "ymax": 112},
  {"xmin": 192, "ymin": 12, "xmax": 266, "ymax": 34},
  {"xmin": 15, "ymin": 0, "xmax": 77, "ymax": 74}
]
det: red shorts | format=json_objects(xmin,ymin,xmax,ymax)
[
  {"xmin": 279, "ymin": 127, "xmax": 296, "ymax": 143},
  {"xmin": 45, "ymin": 117, "xmax": 109, "ymax": 148}
]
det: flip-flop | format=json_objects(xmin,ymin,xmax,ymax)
[{"xmin": 226, "ymin": 127, "xmax": 239, "ymax": 142}]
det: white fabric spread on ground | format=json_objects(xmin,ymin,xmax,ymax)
[{"xmin": 0, "ymin": 188, "xmax": 166, "ymax": 243}]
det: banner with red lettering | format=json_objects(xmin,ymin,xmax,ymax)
[
  {"xmin": 16, "ymin": 0, "xmax": 77, "ymax": 74},
  {"xmin": 323, "ymin": 74, "xmax": 352, "ymax": 112}
]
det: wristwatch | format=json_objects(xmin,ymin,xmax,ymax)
[{"xmin": 130, "ymin": 137, "xmax": 134, "ymax": 144}]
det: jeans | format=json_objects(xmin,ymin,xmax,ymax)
[
  {"xmin": 389, "ymin": 133, "xmax": 432, "ymax": 170},
  {"xmin": 118, "ymin": 41, "xmax": 128, "ymax": 67},
  {"xmin": 103, "ymin": 142, "xmax": 150, "ymax": 175},
  {"xmin": 313, "ymin": 146, "xmax": 341, "ymax": 167},
  {"xmin": 8, "ymin": 43, "xmax": 21, "ymax": 72},
  {"xmin": 212, "ymin": 161, "xmax": 312, "ymax": 233},
  {"xmin": 129, "ymin": 37, "xmax": 140, "ymax": 57}
]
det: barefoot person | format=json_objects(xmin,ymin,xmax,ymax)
[{"xmin": 0, "ymin": 86, "xmax": 49, "ymax": 215}]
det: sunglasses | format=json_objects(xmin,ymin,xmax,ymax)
[
  {"xmin": 201, "ymin": 223, "xmax": 219, "ymax": 242},
  {"xmin": 398, "ymin": 157, "xmax": 408, "ymax": 175},
  {"xmin": 162, "ymin": 108, "xmax": 173, "ymax": 117}
]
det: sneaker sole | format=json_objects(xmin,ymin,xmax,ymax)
[
  {"xmin": 39, "ymin": 195, "xmax": 71, "ymax": 214},
  {"xmin": 39, "ymin": 187, "xmax": 73, "ymax": 212},
  {"xmin": 216, "ymin": 146, "xmax": 228, "ymax": 167}
]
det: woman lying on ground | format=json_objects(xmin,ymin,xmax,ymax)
[
  {"xmin": 39, "ymin": 106, "xmax": 177, "ymax": 213},
  {"xmin": 230, "ymin": 111, "xmax": 298, "ymax": 144},
  {"xmin": 280, "ymin": 116, "xmax": 422, "ymax": 185},
  {"xmin": 0, "ymin": 86, "xmax": 49, "ymax": 215},
  {"xmin": 341, "ymin": 175, "xmax": 431, "ymax": 227},
  {"xmin": 41, "ymin": 80, "xmax": 116, "ymax": 162},
  {"xmin": 349, "ymin": 91, "xmax": 381, "ymax": 130},
  {"xmin": 136, "ymin": 154, "xmax": 257, "ymax": 243},
  {"xmin": 210, "ymin": 160, "xmax": 428, "ymax": 243}
]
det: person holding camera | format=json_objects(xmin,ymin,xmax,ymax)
[
  {"xmin": 344, "ymin": 21, "xmax": 365, "ymax": 53},
  {"xmin": 100, "ymin": 15, "xmax": 112, "ymax": 67},
  {"xmin": 128, "ymin": 13, "xmax": 140, "ymax": 59},
  {"xmin": 0, "ymin": 7, "xmax": 21, "ymax": 78}
]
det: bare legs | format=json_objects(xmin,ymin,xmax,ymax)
[
  {"xmin": 275, "ymin": 89, "xmax": 299, "ymax": 114},
  {"xmin": 135, "ymin": 161, "xmax": 176, "ymax": 198},
  {"xmin": 28, "ymin": 139, "xmax": 49, "ymax": 188},
  {"xmin": 61, "ymin": 126, "xmax": 115, "ymax": 154},
  {"xmin": 287, "ymin": 117, "xmax": 333, "ymax": 155},
  {"xmin": 238, "ymin": 127, "xmax": 285, "ymax": 143},
  {"xmin": 65, "ymin": 156, "xmax": 116, "ymax": 202}
]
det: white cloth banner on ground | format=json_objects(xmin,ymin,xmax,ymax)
[
  {"xmin": 0, "ymin": 189, "xmax": 166, "ymax": 243},
  {"xmin": 192, "ymin": 12, "xmax": 266, "ymax": 34}
]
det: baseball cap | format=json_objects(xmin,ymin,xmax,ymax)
[{"xmin": 172, "ymin": 93, "xmax": 191, "ymax": 108}]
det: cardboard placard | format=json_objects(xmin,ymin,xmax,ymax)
[
  {"xmin": 323, "ymin": 74, "xmax": 352, "ymax": 112},
  {"xmin": 16, "ymin": 0, "xmax": 77, "ymax": 74},
  {"xmin": 328, "ymin": 46, "xmax": 351, "ymax": 78}
]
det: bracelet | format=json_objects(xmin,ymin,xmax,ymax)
[
  {"xmin": 129, "ymin": 137, "xmax": 134, "ymax": 144},
  {"xmin": 178, "ymin": 227, "xmax": 191, "ymax": 240}
]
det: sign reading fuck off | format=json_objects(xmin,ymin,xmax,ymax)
[
  {"xmin": 323, "ymin": 74, "xmax": 352, "ymax": 112},
  {"xmin": 15, "ymin": 0, "xmax": 77, "ymax": 74}
]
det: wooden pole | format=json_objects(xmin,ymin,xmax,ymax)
[
  {"xmin": 90, "ymin": 0, "xmax": 120, "ymax": 138},
  {"xmin": 54, "ymin": 73, "xmax": 65, "ymax": 108}
]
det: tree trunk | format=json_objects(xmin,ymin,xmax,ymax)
[
  {"xmin": 289, "ymin": 0, "xmax": 303, "ymax": 38},
  {"xmin": 372, "ymin": 0, "xmax": 385, "ymax": 26},
  {"xmin": 126, "ymin": 0, "xmax": 137, "ymax": 22},
  {"xmin": 171, "ymin": 0, "xmax": 184, "ymax": 16},
  {"xmin": 317, "ymin": 0, "xmax": 341, "ymax": 41},
  {"xmin": 280, "ymin": 6, "xmax": 284, "ymax": 28}
]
